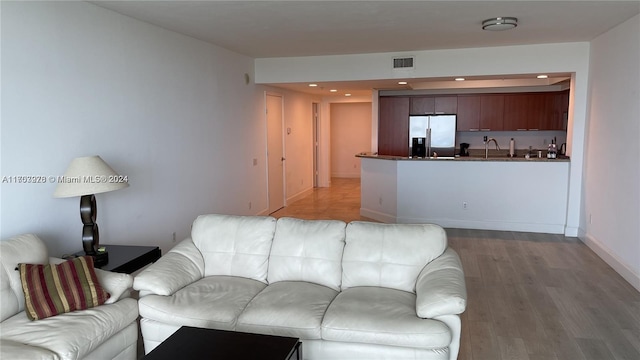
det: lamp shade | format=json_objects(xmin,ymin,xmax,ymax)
[{"xmin": 53, "ymin": 156, "xmax": 129, "ymax": 198}]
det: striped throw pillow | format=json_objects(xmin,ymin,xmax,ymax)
[{"xmin": 18, "ymin": 256, "xmax": 110, "ymax": 320}]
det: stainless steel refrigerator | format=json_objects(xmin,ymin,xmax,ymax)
[{"xmin": 409, "ymin": 115, "xmax": 457, "ymax": 157}]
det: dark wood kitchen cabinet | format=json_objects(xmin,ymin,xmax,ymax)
[
  {"xmin": 456, "ymin": 95, "xmax": 481, "ymax": 131},
  {"xmin": 503, "ymin": 93, "xmax": 546, "ymax": 131},
  {"xmin": 378, "ymin": 96, "xmax": 410, "ymax": 156},
  {"xmin": 409, "ymin": 96, "xmax": 457, "ymax": 115},
  {"xmin": 410, "ymin": 97, "xmax": 434, "ymax": 114},
  {"xmin": 479, "ymin": 95, "xmax": 504, "ymax": 131},
  {"xmin": 377, "ymin": 90, "xmax": 569, "ymax": 155},
  {"xmin": 541, "ymin": 90, "xmax": 569, "ymax": 130},
  {"xmin": 503, "ymin": 91, "xmax": 569, "ymax": 131},
  {"xmin": 435, "ymin": 96, "xmax": 458, "ymax": 114},
  {"xmin": 457, "ymin": 95, "xmax": 504, "ymax": 131}
]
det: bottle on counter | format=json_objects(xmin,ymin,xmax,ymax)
[
  {"xmin": 547, "ymin": 143, "xmax": 557, "ymax": 159},
  {"xmin": 509, "ymin": 138, "xmax": 515, "ymax": 157}
]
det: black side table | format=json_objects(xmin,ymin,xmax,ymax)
[{"xmin": 68, "ymin": 245, "xmax": 161, "ymax": 274}]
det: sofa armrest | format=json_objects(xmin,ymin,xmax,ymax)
[
  {"xmin": 49, "ymin": 257, "xmax": 133, "ymax": 304},
  {"xmin": 133, "ymin": 238, "xmax": 204, "ymax": 296},
  {"xmin": 95, "ymin": 269, "xmax": 134, "ymax": 304},
  {"xmin": 415, "ymin": 247, "xmax": 467, "ymax": 318}
]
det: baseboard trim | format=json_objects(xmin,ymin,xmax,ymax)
[
  {"xmin": 256, "ymin": 208, "xmax": 270, "ymax": 216},
  {"xmin": 360, "ymin": 208, "xmax": 397, "ymax": 223},
  {"xmin": 331, "ymin": 173, "xmax": 361, "ymax": 179},
  {"xmin": 581, "ymin": 233, "xmax": 640, "ymax": 292},
  {"xmin": 564, "ymin": 226, "xmax": 580, "ymax": 237},
  {"xmin": 287, "ymin": 187, "xmax": 314, "ymax": 205},
  {"xmin": 359, "ymin": 209, "xmax": 566, "ymax": 234}
]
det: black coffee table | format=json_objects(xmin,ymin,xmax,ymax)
[{"xmin": 143, "ymin": 326, "xmax": 302, "ymax": 360}]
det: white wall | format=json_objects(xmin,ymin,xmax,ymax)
[
  {"xmin": 0, "ymin": 2, "xmax": 272, "ymax": 255},
  {"xmin": 583, "ymin": 15, "xmax": 640, "ymax": 290},
  {"xmin": 330, "ymin": 102, "xmax": 372, "ymax": 178},
  {"xmin": 256, "ymin": 42, "xmax": 591, "ymax": 237}
]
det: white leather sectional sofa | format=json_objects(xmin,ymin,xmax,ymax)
[
  {"xmin": 134, "ymin": 214, "xmax": 467, "ymax": 360},
  {"xmin": 0, "ymin": 234, "xmax": 139, "ymax": 360}
]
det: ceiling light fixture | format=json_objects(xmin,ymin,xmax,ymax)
[
  {"xmin": 398, "ymin": 81, "xmax": 408, "ymax": 85},
  {"xmin": 537, "ymin": 75, "xmax": 548, "ymax": 79},
  {"xmin": 482, "ymin": 17, "xmax": 518, "ymax": 31},
  {"xmin": 330, "ymin": 89, "xmax": 338, "ymax": 92},
  {"xmin": 345, "ymin": 93, "xmax": 352, "ymax": 97},
  {"xmin": 455, "ymin": 78, "xmax": 465, "ymax": 81},
  {"xmin": 308, "ymin": 83, "xmax": 318, "ymax": 87}
]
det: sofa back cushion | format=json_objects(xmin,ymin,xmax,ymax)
[
  {"xmin": 1, "ymin": 234, "xmax": 49, "ymax": 322},
  {"xmin": 191, "ymin": 214, "xmax": 276, "ymax": 283},
  {"xmin": 268, "ymin": 217, "xmax": 346, "ymax": 291},
  {"xmin": 341, "ymin": 222, "xmax": 447, "ymax": 293}
]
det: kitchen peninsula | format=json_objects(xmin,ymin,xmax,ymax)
[{"xmin": 357, "ymin": 154, "xmax": 570, "ymax": 234}]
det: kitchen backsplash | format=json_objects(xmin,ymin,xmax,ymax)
[{"xmin": 457, "ymin": 130, "xmax": 567, "ymax": 151}]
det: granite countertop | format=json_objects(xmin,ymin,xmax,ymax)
[{"xmin": 356, "ymin": 152, "xmax": 570, "ymax": 162}]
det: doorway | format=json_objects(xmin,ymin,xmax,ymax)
[{"xmin": 266, "ymin": 93, "xmax": 285, "ymax": 214}]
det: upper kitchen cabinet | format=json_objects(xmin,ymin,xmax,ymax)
[
  {"xmin": 379, "ymin": 96, "xmax": 410, "ymax": 156},
  {"xmin": 456, "ymin": 95, "xmax": 481, "ymax": 131},
  {"xmin": 503, "ymin": 93, "xmax": 546, "ymax": 131},
  {"xmin": 436, "ymin": 96, "xmax": 458, "ymax": 114},
  {"xmin": 504, "ymin": 91, "xmax": 569, "ymax": 131},
  {"xmin": 457, "ymin": 94, "xmax": 504, "ymax": 131},
  {"xmin": 410, "ymin": 96, "xmax": 457, "ymax": 115},
  {"xmin": 410, "ymin": 97, "xmax": 434, "ymax": 114},
  {"xmin": 479, "ymin": 95, "xmax": 504, "ymax": 131},
  {"xmin": 540, "ymin": 90, "xmax": 570, "ymax": 130}
]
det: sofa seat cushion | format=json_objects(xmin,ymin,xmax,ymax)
[
  {"xmin": 139, "ymin": 275, "xmax": 265, "ymax": 330},
  {"xmin": 0, "ymin": 339, "xmax": 56, "ymax": 360},
  {"xmin": 321, "ymin": 287, "xmax": 451, "ymax": 350},
  {"xmin": 0, "ymin": 297, "xmax": 138, "ymax": 359},
  {"xmin": 237, "ymin": 281, "xmax": 338, "ymax": 339}
]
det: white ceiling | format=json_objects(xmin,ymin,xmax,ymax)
[{"xmin": 92, "ymin": 0, "xmax": 640, "ymax": 96}]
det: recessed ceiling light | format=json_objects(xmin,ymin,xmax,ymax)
[
  {"xmin": 482, "ymin": 17, "xmax": 518, "ymax": 31},
  {"xmin": 330, "ymin": 89, "xmax": 338, "ymax": 92},
  {"xmin": 537, "ymin": 75, "xmax": 548, "ymax": 79},
  {"xmin": 455, "ymin": 78, "xmax": 465, "ymax": 81},
  {"xmin": 345, "ymin": 93, "xmax": 352, "ymax": 97},
  {"xmin": 398, "ymin": 81, "xmax": 408, "ymax": 85},
  {"xmin": 308, "ymin": 83, "xmax": 318, "ymax": 87}
]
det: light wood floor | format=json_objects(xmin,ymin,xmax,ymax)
[{"xmin": 272, "ymin": 178, "xmax": 640, "ymax": 360}]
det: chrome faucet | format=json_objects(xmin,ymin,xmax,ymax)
[{"xmin": 484, "ymin": 138, "xmax": 500, "ymax": 158}]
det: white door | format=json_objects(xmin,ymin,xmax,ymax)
[{"xmin": 266, "ymin": 94, "xmax": 285, "ymax": 213}]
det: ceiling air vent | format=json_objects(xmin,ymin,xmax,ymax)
[{"xmin": 393, "ymin": 57, "xmax": 414, "ymax": 69}]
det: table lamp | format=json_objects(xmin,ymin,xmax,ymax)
[{"xmin": 53, "ymin": 156, "xmax": 129, "ymax": 265}]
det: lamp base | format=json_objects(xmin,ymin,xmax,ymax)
[{"xmin": 89, "ymin": 250, "xmax": 109, "ymax": 267}]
